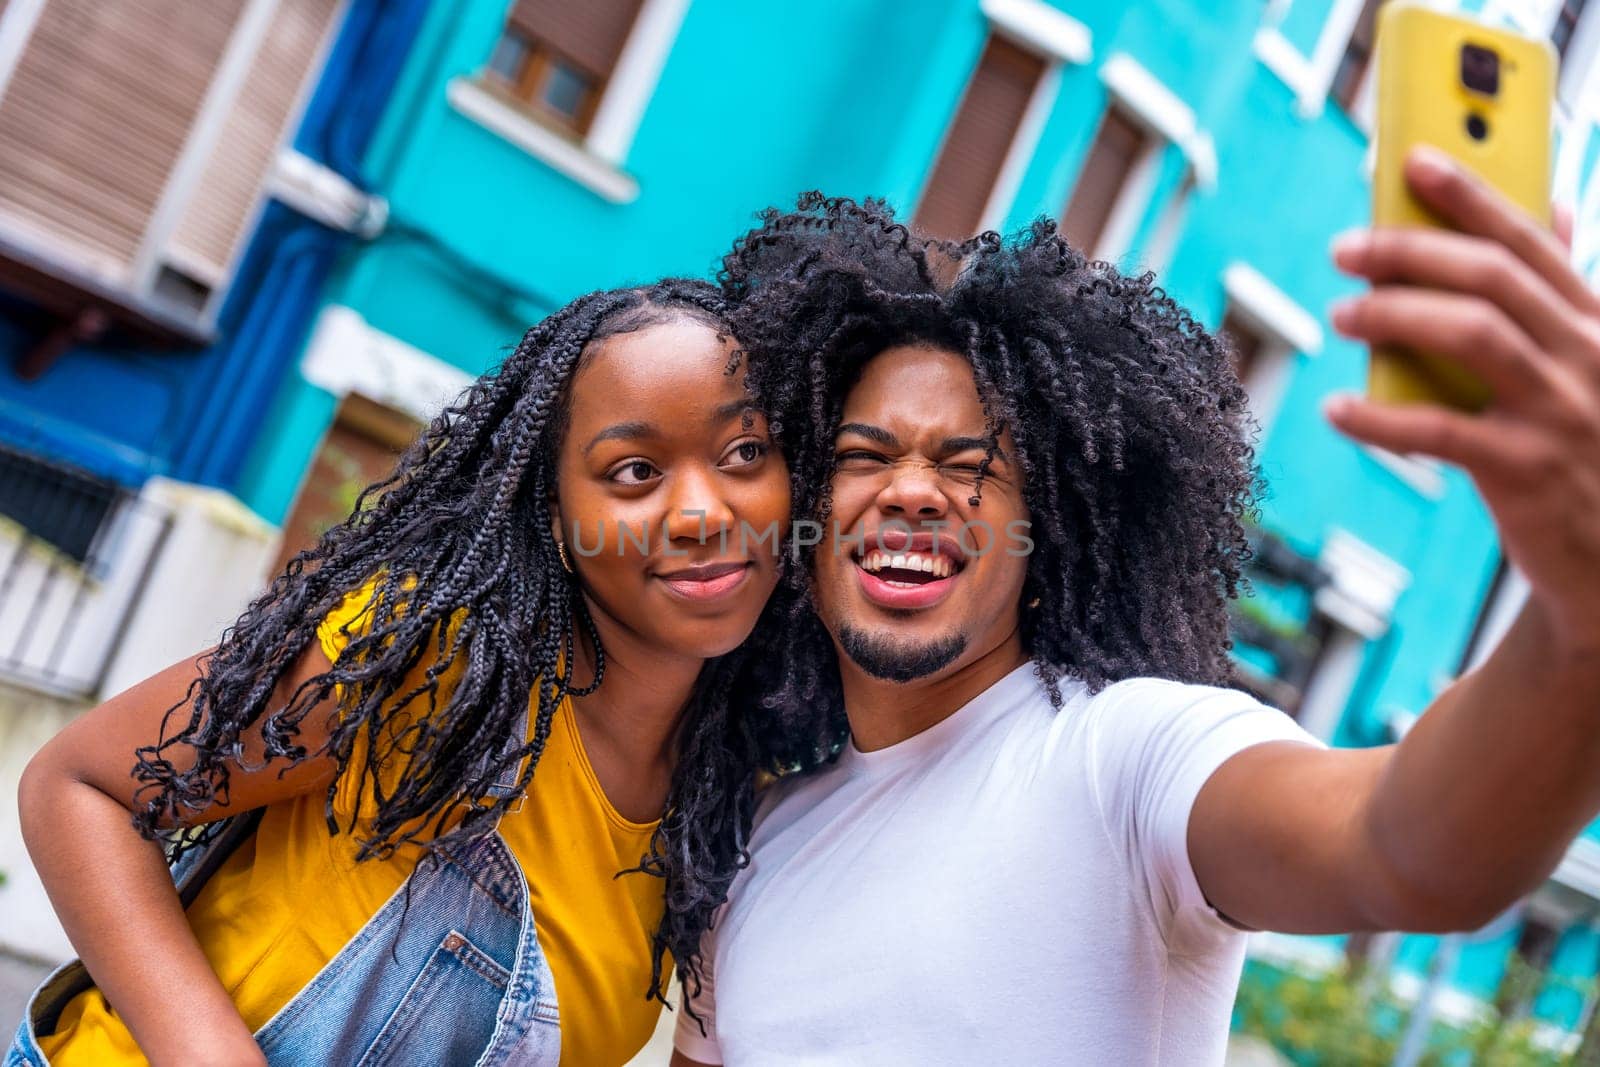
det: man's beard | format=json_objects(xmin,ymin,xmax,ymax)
[{"xmin": 837, "ymin": 625, "xmax": 967, "ymax": 683}]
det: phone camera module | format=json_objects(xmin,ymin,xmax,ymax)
[
  {"xmin": 1460, "ymin": 43, "xmax": 1500, "ymax": 96},
  {"xmin": 1465, "ymin": 112, "xmax": 1489, "ymax": 140}
]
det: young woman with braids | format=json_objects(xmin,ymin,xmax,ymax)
[
  {"xmin": 675, "ymin": 172, "xmax": 1600, "ymax": 1066},
  {"xmin": 10, "ymin": 279, "xmax": 831, "ymax": 1067}
]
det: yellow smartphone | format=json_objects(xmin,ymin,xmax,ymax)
[{"xmin": 1371, "ymin": 1, "xmax": 1555, "ymax": 410}]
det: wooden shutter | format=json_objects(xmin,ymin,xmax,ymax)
[
  {"xmin": 508, "ymin": 0, "xmax": 645, "ymax": 80},
  {"xmin": 168, "ymin": 0, "xmax": 342, "ymax": 287},
  {"xmin": 1059, "ymin": 107, "xmax": 1147, "ymax": 255},
  {"xmin": 913, "ymin": 35, "xmax": 1045, "ymax": 242},
  {"xmin": 0, "ymin": 0, "xmax": 246, "ymax": 281},
  {"xmin": 1220, "ymin": 308, "xmax": 1263, "ymax": 385}
]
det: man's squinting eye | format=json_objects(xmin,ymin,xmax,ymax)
[
  {"xmin": 720, "ymin": 438, "xmax": 769, "ymax": 468},
  {"xmin": 939, "ymin": 458, "xmax": 987, "ymax": 481},
  {"xmin": 835, "ymin": 448, "xmax": 890, "ymax": 469},
  {"xmin": 608, "ymin": 460, "xmax": 660, "ymax": 486}
]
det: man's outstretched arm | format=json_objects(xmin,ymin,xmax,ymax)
[{"xmin": 1191, "ymin": 146, "xmax": 1600, "ymax": 936}]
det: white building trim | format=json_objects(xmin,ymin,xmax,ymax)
[
  {"xmin": 1553, "ymin": 836, "xmax": 1600, "ymax": 902},
  {"xmin": 1315, "ymin": 527, "xmax": 1410, "ymax": 639},
  {"xmin": 1253, "ymin": 25, "xmax": 1319, "ymax": 106},
  {"xmin": 1253, "ymin": 0, "xmax": 1384, "ymax": 121},
  {"xmin": 1222, "ymin": 262, "xmax": 1323, "ymax": 355},
  {"xmin": 1100, "ymin": 53, "xmax": 1217, "ymax": 188},
  {"xmin": 447, "ymin": 79, "xmax": 639, "ymax": 204},
  {"xmin": 980, "ymin": 0, "xmax": 1091, "ymax": 64},
  {"xmin": 585, "ymin": 0, "xmax": 692, "ymax": 164},
  {"xmin": 300, "ymin": 305, "xmax": 474, "ymax": 424},
  {"xmin": 268, "ymin": 148, "xmax": 388, "ymax": 237},
  {"xmin": 1363, "ymin": 445, "xmax": 1447, "ymax": 500},
  {"xmin": 1298, "ymin": 0, "xmax": 1370, "ymax": 119}
]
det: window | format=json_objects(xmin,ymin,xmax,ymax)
[
  {"xmin": 1554, "ymin": 0, "xmax": 1590, "ymax": 57},
  {"xmin": 1218, "ymin": 262, "xmax": 1322, "ymax": 425},
  {"xmin": 273, "ymin": 392, "xmax": 421, "ymax": 577},
  {"xmin": 1219, "ymin": 307, "xmax": 1268, "ymax": 386},
  {"xmin": 0, "ymin": 442, "xmax": 124, "ymax": 564},
  {"xmin": 1060, "ymin": 107, "xmax": 1151, "ymax": 256},
  {"xmin": 914, "ymin": 35, "xmax": 1047, "ymax": 242},
  {"xmin": 1553, "ymin": 0, "xmax": 1600, "ymax": 110},
  {"xmin": 1061, "ymin": 56, "xmax": 1213, "ymax": 266},
  {"xmin": 485, "ymin": 0, "xmax": 647, "ymax": 138},
  {"xmin": 1330, "ymin": 0, "xmax": 1381, "ymax": 115},
  {"xmin": 1254, "ymin": 0, "xmax": 1385, "ymax": 121},
  {"xmin": 0, "ymin": 0, "xmax": 344, "ymax": 326}
]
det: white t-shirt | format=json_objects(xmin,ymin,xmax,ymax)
[{"xmin": 674, "ymin": 662, "xmax": 1320, "ymax": 1066}]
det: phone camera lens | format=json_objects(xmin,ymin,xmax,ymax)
[
  {"xmin": 1466, "ymin": 113, "xmax": 1489, "ymax": 140},
  {"xmin": 1460, "ymin": 43, "xmax": 1500, "ymax": 95}
]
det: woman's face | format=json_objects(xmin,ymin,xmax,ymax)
[{"xmin": 554, "ymin": 316, "xmax": 790, "ymax": 662}]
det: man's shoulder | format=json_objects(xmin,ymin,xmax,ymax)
[
  {"xmin": 1085, "ymin": 675, "xmax": 1267, "ymax": 715},
  {"xmin": 755, "ymin": 753, "xmax": 852, "ymax": 817}
]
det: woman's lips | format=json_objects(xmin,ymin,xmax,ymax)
[
  {"xmin": 657, "ymin": 561, "xmax": 753, "ymax": 602},
  {"xmin": 854, "ymin": 560, "xmax": 958, "ymax": 610}
]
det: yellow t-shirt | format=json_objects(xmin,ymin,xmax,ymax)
[{"xmin": 39, "ymin": 587, "xmax": 667, "ymax": 1066}]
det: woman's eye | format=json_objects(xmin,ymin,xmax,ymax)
[
  {"xmin": 722, "ymin": 439, "xmax": 768, "ymax": 467},
  {"xmin": 610, "ymin": 461, "xmax": 659, "ymax": 485}
]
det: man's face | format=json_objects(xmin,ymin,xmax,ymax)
[{"xmin": 813, "ymin": 345, "xmax": 1029, "ymax": 684}]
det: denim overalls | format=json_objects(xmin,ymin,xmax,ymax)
[{"xmin": 6, "ymin": 727, "xmax": 563, "ymax": 1066}]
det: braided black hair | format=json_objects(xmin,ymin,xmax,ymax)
[
  {"xmin": 720, "ymin": 193, "xmax": 1259, "ymax": 712},
  {"xmin": 131, "ymin": 278, "xmax": 837, "ymax": 1005}
]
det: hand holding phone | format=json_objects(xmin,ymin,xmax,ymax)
[{"xmin": 1369, "ymin": 1, "xmax": 1555, "ymax": 410}]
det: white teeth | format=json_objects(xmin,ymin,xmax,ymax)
[{"xmin": 859, "ymin": 549, "xmax": 958, "ymax": 578}]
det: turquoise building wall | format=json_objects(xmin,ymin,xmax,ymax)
[{"xmin": 237, "ymin": 0, "xmax": 1600, "ymax": 1037}]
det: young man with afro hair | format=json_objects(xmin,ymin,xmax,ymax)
[{"xmin": 671, "ymin": 150, "xmax": 1600, "ymax": 1065}]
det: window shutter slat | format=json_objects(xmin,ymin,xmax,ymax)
[
  {"xmin": 168, "ymin": 0, "xmax": 342, "ymax": 286},
  {"xmin": 1059, "ymin": 108, "xmax": 1146, "ymax": 255},
  {"xmin": 913, "ymin": 35, "xmax": 1045, "ymax": 242},
  {"xmin": 0, "ymin": 0, "xmax": 245, "ymax": 281},
  {"xmin": 508, "ymin": 0, "xmax": 645, "ymax": 79}
]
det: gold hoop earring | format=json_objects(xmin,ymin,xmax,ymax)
[{"xmin": 557, "ymin": 540, "xmax": 574, "ymax": 574}]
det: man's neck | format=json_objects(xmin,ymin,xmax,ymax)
[{"xmin": 841, "ymin": 631, "xmax": 1029, "ymax": 753}]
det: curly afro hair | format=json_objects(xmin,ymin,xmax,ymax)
[{"xmin": 720, "ymin": 192, "xmax": 1259, "ymax": 710}]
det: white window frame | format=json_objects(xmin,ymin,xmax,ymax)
[
  {"xmin": 1086, "ymin": 54, "xmax": 1215, "ymax": 263},
  {"xmin": 1220, "ymin": 261, "xmax": 1322, "ymax": 424},
  {"xmin": 448, "ymin": 0, "xmax": 692, "ymax": 205},
  {"xmin": 1297, "ymin": 528, "xmax": 1410, "ymax": 741},
  {"xmin": 1545, "ymin": 0, "xmax": 1600, "ymax": 114},
  {"xmin": 300, "ymin": 304, "xmax": 474, "ymax": 424},
  {"xmin": 1254, "ymin": 0, "xmax": 1382, "ymax": 120},
  {"xmin": 967, "ymin": 0, "xmax": 1092, "ymax": 232}
]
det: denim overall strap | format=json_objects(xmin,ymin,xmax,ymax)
[
  {"xmin": 250, "ymin": 828, "xmax": 558, "ymax": 1066},
  {"xmin": 479, "ymin": 697, "xmax": 534, "ymax": 802}
]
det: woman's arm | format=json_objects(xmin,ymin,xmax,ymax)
[{"xmin": 17, "ymin": 641, "xmax": 339, "ymax": 1066}]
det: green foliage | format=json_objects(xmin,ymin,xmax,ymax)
[{"xmin": 1235, "ymin": 959, "xmax": 1576, "ymax": 1067}]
